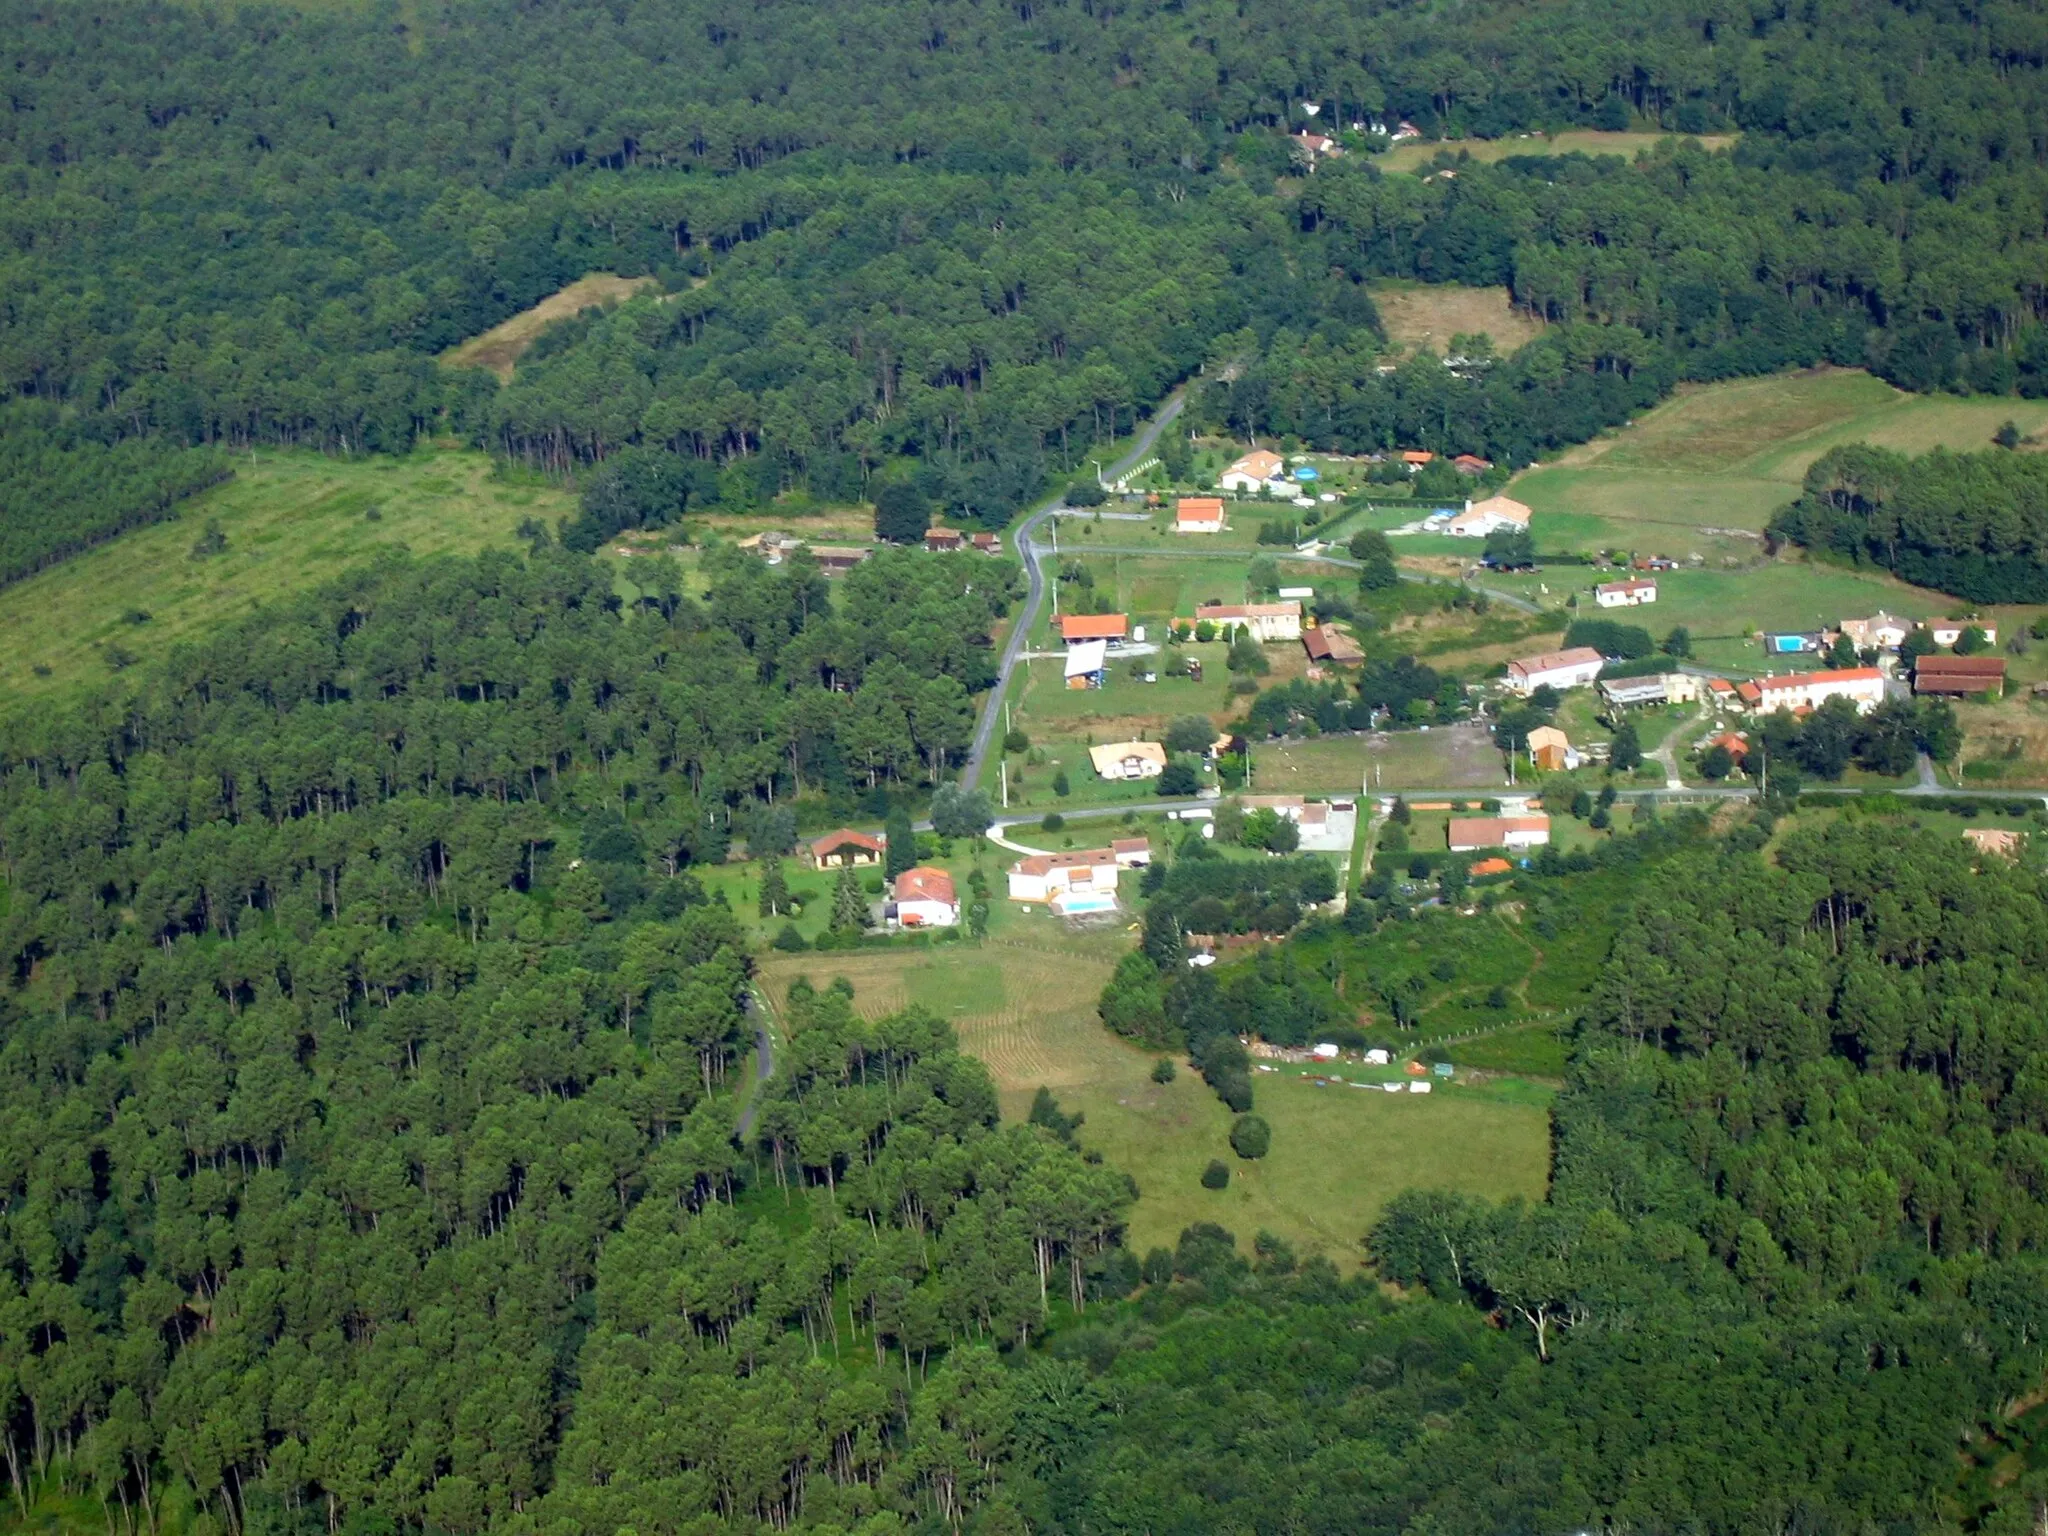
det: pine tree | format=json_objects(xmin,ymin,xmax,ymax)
[
  {"xmin": 885, "ymin": 803, "xmax": 917, "ymax": 880},
  {"xmin": 830, "ymin": 865, "xmax": 868, "ymax": 932},
  {"xmin": 758, "ymin": 856, "xmax": 789, "ymax": 917}
]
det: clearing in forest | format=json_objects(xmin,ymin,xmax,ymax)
[
  {"xmin": 758, "ymin": 938, "xmax": 1550, "ymax": 1262},
  {"xmin": 1377, "ymin": 129, "xmax": 1738, "ymax": 174},
  {"xmin": 1370, "ymin": 282, "xmax": 1546, "ymax": 358},
  {"xmin": 441, "ymin": 272, "xmax": 660, "ymax": 380},
  {"xmin": 0, "ymin": 447, "xmax": 567, "ymax": 713}
]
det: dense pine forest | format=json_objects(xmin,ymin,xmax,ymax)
[
  {"xmin": 8, "ymin": 556, "xmax": 2048, "ymax": 1531},
  {"xmin": 15, "ymin": 0, "xmax": 2048, "ymax": 1529},
  {"xmin": 10, "ymin": 0, "xmax": 2048, "ymax": 567}
]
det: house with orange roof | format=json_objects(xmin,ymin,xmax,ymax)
[
  {"xmin": 1175, "ymin": 497, "xmax": 1226, "ymax": 532},
  {"xmin": 810, "ymin": 828, "xmax": 885, "ymax": 870},
  {"xmin": 1057, "ymin": 613, "xmax": 1129, "ymax": 646},
  {"xmin": 889, "ymin": 867, "xmax": 959, "ymax": 927}
]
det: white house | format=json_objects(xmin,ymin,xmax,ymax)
[
  {"xmin": 1008, "ymin": 848, "xmax": 1120, "ymax": 903},
  {"xmin": 1504, "ymin": 646, "xmax": 1603, "ymax": 696},
  {"xmin": 1594, "ymin": 577, "xmax": 1657, "ymax": 608},
  {"xmin": 1442, "ymin": 495, "xmax": 1532, "ymax": 538},
  {"xmin": 1447, "ymin": 815, "xmax": 1551, "ymax": 852},
  {"xmin": 1174, "ymin": 496, "xmax": 1226, "ymax": 533},
  {"xmin": 1748, "ymin": 667, "xmax": 1888, "ymax": 716},
  {"xmin": 889, "ymin": 867, "xmax": 959, "ymax": 928},
  {"xmin": 1088, "ymin": 740, "xmax": 1167, "ymax": 780},
  {"xmin": 1930, "ymin": 618, "xmax": 1997, "ymax": 647},
  {"xmin": 1220, "ymin": 450, "xmax": 1285, "ymax": 493},
  {"xmin": 1194, "ymin": 600, "xmax": 1303, "ymax": 642},
  {"xmin": 1111, "ymin": 837, "xmax": 1152, "ymax": 868}
]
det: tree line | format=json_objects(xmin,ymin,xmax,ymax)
[{"xmin": 1771, "ymin": 441, "xmax": 2048, "ymax": 601}]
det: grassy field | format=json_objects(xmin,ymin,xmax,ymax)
[
  {"xmin": 1259, "ymin": 725, "xmax": 1509, "ymax": 793},
  {"xmin": 757, "ymin": 938, "xmax": 1549, "ymax": 1262},
  {"xmin": 1378, "ymin": 129, "xmax": 1738, "ymax": 174},
  {"xmin": 1516, "ymin": 369, "xmax": 2048, "ymax": 559},
  {"xmin": 441, "ymin": 272, "xmax": 660, "ymax": 379},
  {"xmin": 0, "ymin": 446, "xmax": 567, "ymax": 710},
  {"xmin": 1369, "ymin": 281, "xmax": 1547, "ymax": 357}
]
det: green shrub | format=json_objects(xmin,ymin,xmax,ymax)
[
  {"xmin": 1200, "ymin": 1159, "xmax": 1231, "ymax": 1189},
  {"xmin": 1229, "ymin": 1114, "xmax": 1272, "ymax": 1160}
]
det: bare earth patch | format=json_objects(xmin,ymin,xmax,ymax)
[
  {"xmin": 1379, "ymin": 129, "xmax": 1738, "ymax": 175},
  {"xmin": 442, "ymin": 273, "xmax": 659, "ymax": 380}
]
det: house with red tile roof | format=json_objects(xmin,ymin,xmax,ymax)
[
  {"xmin": 1057, "ymin": 613, "xmax": 1129, "ymax": 645},
  {"xmin": 810, "ymin": 828, "xmax": 885, "ymax": 869},
  {"xmin": 889, "ymin": 866, "xmax": 959, "ymax": 927}
]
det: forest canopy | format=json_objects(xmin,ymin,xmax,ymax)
[
  {"xmin": 10, "ymin": 0, "xmax": 2048, "ymax": 571},
  {"xmin": 1770, "ymin": 442, "xmax": 2048, "ymax": 601}
]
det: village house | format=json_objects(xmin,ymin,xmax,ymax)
[
  {"xmin": 1111, "ymin": 837, "xmax": 1153, "ymax": 868},
  {"xmin": 1442, "ymin": 494, "xmax": 1533, "ymax": 538},
  {"xmin": 1219, "ymin": 450, "xmax": 1285, "ymax": 493},
  {"xmin": 1089, "ymin": 740, "xmax": 1167, "ymax": 780},
  {"xmin": 1174, "ymin": 496, "xmax": 1227, "ymax": 532},
  {"xmin": 1706, "ymin": 677, "xmax": 1737, "ymax": 707},
  {"xmin": 1505, "ymin": 646, "xmax": 1604, "ymax": 696},
  {"xmin": 1007, "ymin": 847, "xmax": 1121, "ymax": 904},
  {"xmin": 971, "ymin": 532, "xmax": 1002, "ymax": 554},
  {"xmin": 1914, "ymin": 654, "xmax": 2006, "ymax": 696},
  {"xmin": 924, "ymin": 528, "xmax": 964, "ymax": 552},
  {"xmin": 1931, "ymin": 618, "xmax": 1997, "ymax": 647},
  {"xmin": 1707, "ymin": 731, "xmax": 1749, "ymax": 767},
  {"xmin": 1524, "ymin": 725, "xmax": 1577, "ymax": 773},
  {"xmin": 888, "ymin": 866, "xmax": 959, "ymax": 928},
  {"xmin": 1836, "ymin": 612, "xmax": 1911, "ymax": 652},
  {"xmin": 1194, "ymin": 600, "xmax": 1303, "ymax": 642},
  {"xmin": 1599, "ymin": 673, "xmax": 1697, "ymax": 711},
  {"xmin": 1064, "ymin": 639, "xmax": 1108, "ymax": 690},
  {"xmin": 1057, "ymin": 613, "xmax": 1128, "ymax": 646},
  {"xmin": 1448, "ymin": 815, "xmax": 1551, "ymax": 853},
  {"xmin": 1965, "ymin": 826, "xmax": 2022, "ymax": 859},
  {"xmin": 1452, "ymin": 453, "xmax": 1493, "ymax": 475},
  {"xmin": 1302, "ymin": 624, "xmax": 1364, "ymax": 664},
  {"xmin": 809, "ymin": 546, "xmax": 870, "ymax": 575},
  {"xmin": 1747, "ymin": 667, "xmax": 1888, "ymax": 716},
  {"xmin": 1291, "ymin": 130, "xmax": 1340, "ymax": 163},
  {"xmin": 737, "ymin": 530, "xmax": 806, "ymax": 562},
  {"xmin": 1401, "ymin": 450, "xmax": 1436, "ymax": 470},
  {"xmin": 1469, "ymin": 857, "xmax": 1513, "ymax": 877},
  {"xmin": 810, "ymin": 828, "xmax": 885, "ymax": 870},
  {"xmin": 1595, "ymin": 577, "xmax": 1657, "ymax": 608}
]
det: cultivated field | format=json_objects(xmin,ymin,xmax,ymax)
[
  {"xmin": 1378, "ymin": 129, "xmax": 1738, "ymax": 174},
  {"xmin": 1370, "ymin": 282, "xmax": 1547, "ymax": 357},
  {"xmin": 757, "ymin": 938, "xmax": 1551, "ymax": 1261},
  {"xmin": 0, "ymin": 447, "xmax": 566, "ymax": 711},
  {"xmin": 441, "ymin": 272, "xmax": 661, "ymax": 380}
]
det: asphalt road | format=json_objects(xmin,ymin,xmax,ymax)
[{"xmin": 959, "ymin": 389, "xmax": 1188, "ymax": 791}]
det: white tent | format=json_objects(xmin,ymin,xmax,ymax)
[{"xmin": 1063, "ymin": 639, "xmax": 1108, "ymax": 681}]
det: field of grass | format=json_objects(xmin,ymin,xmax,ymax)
[
  {"xmin": 1517, "ymin": 369, "xmax": 2048, "ymax": 559},
  {"xmin": 758, "ymin": 938, "xmax": 1548, "ymax": 1262},
  {"xmin": 441, "ymin": 272, "xmax": 660, "ymax": 380},
  {"xmin": 1259, "ymin": 724, "xmax": 1508, "ymax": 794},
  {"xmin": 0, "ymin": 446, "xmax": 567, "ymax": 711},
  {"xmin": 1368, "ymin": 281, "xmax": 1547, "ymax": 357},
  {"xmin": 1378, "ymin": 129, "xmax": 1738, "ymax": 174}
]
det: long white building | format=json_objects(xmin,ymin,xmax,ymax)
[{"xmin": 1748, "ymin": 667, "xmax": 1888, "ymax": 716}]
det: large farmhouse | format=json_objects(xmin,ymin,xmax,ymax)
[{"xmin": 1504, "ymin": 646, "xmax": 1603, "ymax": 696}]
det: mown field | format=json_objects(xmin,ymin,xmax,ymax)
[
  {"xmin": 440, "ymin": 272, "xmax": 660, "ymax": 379},
  {"xmin": 758, "ymin": 937, "xmax": 1551, "ymax": 1262},
  {"xmin": 1516, "ymin": 369, "xmax": 2048, "ymax": 560},
  {"xmin": 0, "ymin": 446, "xmax": 566, "ymax": 711},
  {"xmin": 1368, "ymin": 281, "xmax": 1547, "ymax": 356}
]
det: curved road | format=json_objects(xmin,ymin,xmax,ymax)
[{"xmin": 960, "ymin": 388, "xmax": 1188, "ymax": 791}]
